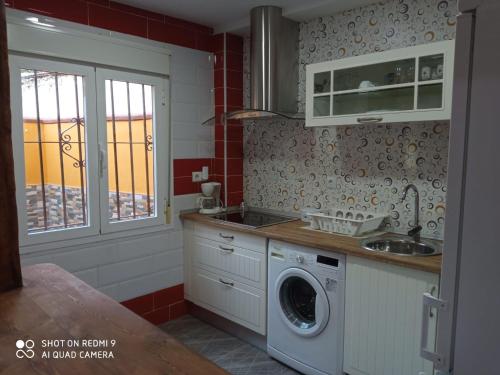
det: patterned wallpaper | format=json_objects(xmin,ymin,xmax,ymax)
[{"xmin": 243, "ymin": 0, "xmax": 458, "ymax": 239}]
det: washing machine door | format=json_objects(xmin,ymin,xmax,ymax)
[{"xmin": 275, "ymin": 267, "xmax": 330, "ymax": 337}]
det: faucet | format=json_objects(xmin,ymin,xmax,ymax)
[{"xmin": 401, "ymin": 184, "xmax": 422, "ymax": 241}]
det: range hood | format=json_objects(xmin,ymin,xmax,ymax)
[{"xmin": 226, "ymin": 6, "xmax": 303, "ymax": 121}]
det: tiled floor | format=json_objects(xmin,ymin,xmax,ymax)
[{"xmin": 161, "ymin": 315, "xmax": 299, "ymax": 375}]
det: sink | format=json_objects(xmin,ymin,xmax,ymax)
[{"xmin": 360, "ymin": 237, "xmax": 442, "ymax": 256}]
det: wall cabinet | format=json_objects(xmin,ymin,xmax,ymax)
[
  {"xmin": 306, "ymin": 40, "xmax": 455, "ymax": 126},
  {"xmin": 343, "ymin": 256, "xmax": 439, "ymax": 375},
  {"xmin": 183, "ymin": 221, "xmax": 267, "ymax": 335}
]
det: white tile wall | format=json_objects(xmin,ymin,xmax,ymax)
[
  {"xmin": 169, "ymin": 44, "xmax": 214, "ymax": 159},
  {"xmin": 21, "ymin": 193, "xmax": 198, "ymax": 301},
  {"xmin": 19, "ymin": 54, "xmax": 204, "ymax": 300}
]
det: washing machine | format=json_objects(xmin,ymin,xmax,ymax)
[{"xmin": 267, "ymin": 240, "xmax": 345, "ymax": 375}]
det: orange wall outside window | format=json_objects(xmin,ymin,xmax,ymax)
[{"xmin": 24, "ymin": 119, "xmax": 154, "ymax": 195}]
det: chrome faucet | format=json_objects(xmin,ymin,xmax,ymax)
[{"xmin": 401, "ymin": 184, "xmax": 422, "ymax": 241}]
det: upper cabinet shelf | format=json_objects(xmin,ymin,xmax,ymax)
[{"xmin": 305, "ymin": 40, "xmax": 455, "ymax": 127}]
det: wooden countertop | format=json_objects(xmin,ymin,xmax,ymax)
[
  {"xmin": 181, "ymin": 212, "xmax": 442, "ymax": 274},
  {"xmin": 0, "ymin": 264, "xmax": 227, "ymax": 375}
]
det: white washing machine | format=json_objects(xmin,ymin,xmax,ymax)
[{"xmin": 267, "ymin": 240, "xmax": 345, "ymax": 375}]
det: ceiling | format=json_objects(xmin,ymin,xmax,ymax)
[{"xmin": 115, "ymin": 0, "xmax": 377, "ymax": 34}]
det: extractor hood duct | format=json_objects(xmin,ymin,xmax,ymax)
[{"xmin": 226, "ymin": 6, "xmax": 303, "ymax": 121}]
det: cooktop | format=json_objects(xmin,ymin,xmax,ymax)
[{"xmin": 210, "ymin": 210, "xmax": 296, "ymax": 228}]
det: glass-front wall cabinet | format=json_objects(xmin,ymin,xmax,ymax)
[{"xmin": 306, "ymin": 41, "xmax": 454, "ymax": 126}]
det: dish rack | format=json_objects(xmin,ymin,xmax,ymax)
[{"xmin": 308, "ymin": 209, "xmax": 387, "ymax": 237}]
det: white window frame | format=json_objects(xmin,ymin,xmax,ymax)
[
  {"xmin": 96, "ymin": 68, "xmax": 169, "ymax": 233},
  {"xmin": 9, "ymin": 55, "xmax": 101, "ymax": 246},
  {"xmin": 7, "ymin": 10, "xmax": 173, "ymax": 252}
]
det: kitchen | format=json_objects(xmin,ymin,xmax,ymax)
[{"xmin": 0, "ymin": 0, "xmax": 498, "ymax": 375}]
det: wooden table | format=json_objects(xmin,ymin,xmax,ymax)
[{"xmin": 0, "ymin": 264, "xmax": 227, "ymax": 374}]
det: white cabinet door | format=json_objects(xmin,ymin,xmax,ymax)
[
  {"xmin": 191, "ymin": 267, "xmax": 266, "ymax": 335},
  {"xmin": 192, "ymin": 236, "xmax": 266, "ymax": 289},
  {"xmin": 193, "ymin": 222, "xmax": 267, "ymax": 253},
  {"xmin": 344, "ymin": 256, "xmax": 439, "ymax": 375},
  {"xmin": 183, "ymin": 221, "xmax": 267, "ymax": 335},
  {"xmin": 306, "ymin": 40, "xmax": 455, "ymax": 127}
]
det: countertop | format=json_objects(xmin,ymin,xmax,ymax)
[
  {"xmin": 0, "ymin": 264, "xmax": 227, "ymax": 375},
  {"xmin": 181, "ymin": 212, "xmax": 442, "ymax": 274}
]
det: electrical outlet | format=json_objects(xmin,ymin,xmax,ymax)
[
  {"xmin": 192, "ymin": 171, "xmax": 202, "ymax": 182},
  {"xmin": 327, "ymin": 176, "xmax": 336, "ymax": 190}
]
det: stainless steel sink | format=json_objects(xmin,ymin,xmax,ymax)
[{"xmin": 360, "ymin": 237, "xmax": 442, "ymax": 256}]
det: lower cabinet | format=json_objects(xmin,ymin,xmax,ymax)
[
  {"xmin": 184, "ymin": 220, "xmax": 267, "ymax": 335},
  {"xmin": 343, "ymin": 256, "xmax": 439, "ymax": 375},
  {"xmin": 191, "ymin": 268, "xmax": 266, "ymax": 334}
]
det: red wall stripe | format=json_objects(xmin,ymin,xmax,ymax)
[
  {"xmin": 6, "ymin": 0, "xmax": 214, "ymax": 52},
  {"xmin": 213, "ymin": 33, "xmax": 244, "ymax": 207},
  {"xmin": 121, "ymin": 284, "xmax": 187, "ymax": 325},
  {"xmin": 173, "ymin": 158, "xmax": 214, "ymax": 196}
]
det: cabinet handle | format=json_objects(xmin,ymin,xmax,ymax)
[
  {"xmin": 219, "ymin": 233, "xmax": 234, "ymax": 240},
  {"xmin": 428, "ymin": 286, "xmax": 437, "ymax": 317},
  {"xmin": 356, "ymin": 116, "xmax": 383, "ymax": 123},
  {"xmin": 420, "ymin": 292, "xmax": 447, "ymax": 364},
  {"xmin": 219, "ymin": 278, "xmax": 234, "ymax": 287},
  {"xmin": 219, "ymin": 245, "xmax": 234, "ymax": 253}
]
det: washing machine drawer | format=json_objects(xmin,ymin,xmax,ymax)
[
  {"xmin": 192, "ymin": 236, "xmax": 266, "ymax": 289},
  {"xmin": 191, "ymin": 267, "xmax": 266, "ymax": 335}
]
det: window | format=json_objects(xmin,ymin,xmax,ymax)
[{"xmin": 10, "ymin": 56, "xmax": 169, "ymax": 245}]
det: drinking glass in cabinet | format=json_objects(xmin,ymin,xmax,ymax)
[
  {"xmin": 313, "ymin": 95, "xmax": 330, "ymax": 117},
  {"xmin": 314, "ymin": 72, "xmax": 331, "ymax": 93},
  {"xmin": 419, "ymin": 54, "xmax": 444, "ymax": 81},
  {"xmin": 333, "ymin": 59, "xmax": 415, "ymax": 92},
  {"xmin": 332, "ymin": 86, "xmax": 414, "ymax": 116},
  {"xmin": 418, "ymin": 84, "xmax": 443, "ymax": 109}
]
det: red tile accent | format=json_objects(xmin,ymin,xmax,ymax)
[
  {"xmin": 6, "ymin": 1, "xmax": 214, "ymax": 53},
  {"xmin": 214, "ymin": 158, "xmax": 243, "ymax": 176},
  {"xmin": 212, "ymin": 34, "xmax": 225, "ymax": 54},
  {"xmin": 86, "ymin": 0, "xmax": 110, "ymax": 5},
  {"xmin": 121, "ymin": 284, "xmax": 187, "ymax": 325},
  {"xmin": 225, "ymin": 52, "xmax": 244, "ymax": 71},
  {"xmin": 173, "ymin": 158, "xmax": 214, "ymax": 196},
  {"xmin": 169, "ymin": 301, "xmax": 188, "ymax": 320},
  {"xmin": 196, "ymin": 31, "xmax": 214, "ymax": 52},
  {"xmin": 164, "ymin": 15, "xmax": 212, "ymax": 35},
  {"xmin": 174, "ymin": 176, "xmax": 201, "ymax": 196},
  {"xmin": 154, "ymin": 284, "xmax": 184, "ymax": 308},
  {"xmin": 14, "ymin": 0, "xmax": 89, "ymax": 24},
  {"xmin": 215, "ymin": 88, "xmax": 242, "ymax": 107},
  {"xmin": 216, "ymin": 140, "xmax": 243, "ymax": 158},
  {"xmin": 109, "ymin": 1, "xmax": 164, "ymax": 21},
  {"xmin": 89, "ymin": 3, "xmax": 147, "ymax": 38},
  {"xmin": 212, "ymin": 33, "xmax": 243, "ymax": 55},
  {"xmin": 215, "ymin": 124, "xmax": 243, "ymax": 142},
  {"xmin": 173, "ymin": 158, "xmax": 212, "ymax": 178},
  {"xmin": 227, "ymin": 191, "xmax": 244, "ymax": 206},
  {"xmin": 121, "ymin": 293, "xmax": 154, "ymax": 315},
  {"xmin": 148, "ymin": 19, "xmax": 197, "ymax": 49},
  {"xmin": 142, "ymin": 305, "xmax": 170, "ymax": 325},
  {"xmin": 227, "ymin": 175, "xmax": 243, "ymax": 192},
  {"xmin": 225, "ymin": 34, "xmax": 244, "ymax": 55},
  {"xmin": 215, "ymin": 69, "xmax": 243, "ymax": 89}
]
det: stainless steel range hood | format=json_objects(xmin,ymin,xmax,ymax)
[{"xmin": 226, "ymin": 6, "xmax": 303, "ymax": 121}]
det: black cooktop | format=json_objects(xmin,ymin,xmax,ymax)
[{"xmin": 211, "ymin": 210, "xmax": 295, "ymax": 228}]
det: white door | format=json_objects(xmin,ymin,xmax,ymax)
[{"xmin": 426, "ymin": 1, "xmax": 500, "ymax": 374}]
